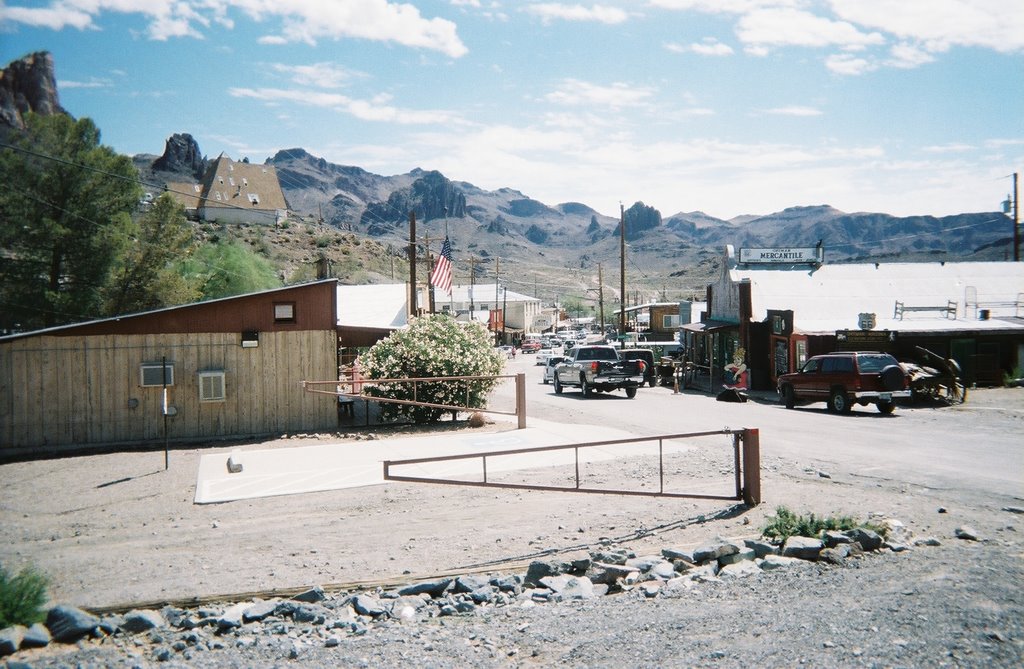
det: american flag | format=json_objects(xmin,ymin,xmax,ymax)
[{"xmin": 430, "ymin": 236, "xmax": 454, "ymax": 296}]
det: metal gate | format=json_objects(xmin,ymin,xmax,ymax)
[{"xmin": 383, "ymin": 428, "xmax": 761, "ymax": 506}]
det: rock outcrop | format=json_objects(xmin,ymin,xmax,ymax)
[
  {"xmin": 0, "ymin": 51, "xmax": 66, "ymax": 130},
  {"xmin": 152, "ymin": 132, "xmax": 207, "ymax": 180}
]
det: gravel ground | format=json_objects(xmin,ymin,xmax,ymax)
[{"xmin": 3, "ymin": 389, "xmax": 1022, "ymax": 668}]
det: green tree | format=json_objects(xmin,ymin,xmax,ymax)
[
  {"xmin": 180, "ymin": 240, "xmax": 281, "ymax": 300},
  {"xmin": 0, "ymin": 113, "xmax": 141, "ymax": 329},
  {"xmin": 359, "ymin": 315, "xmax": 505, "ymax": 423},
  {"xmin": 104, "ymin": 193, "xmax": 199, "ymax": 315}
]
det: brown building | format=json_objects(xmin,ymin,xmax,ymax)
[{"xmin": 0, "ymin": 280, "xmax": 339, "ymax": 459}]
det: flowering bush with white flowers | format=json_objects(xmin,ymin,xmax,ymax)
[{"xmin": 359, "ymin": 314, "xmax": 505, "ymax": 423}]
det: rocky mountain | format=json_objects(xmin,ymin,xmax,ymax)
[
  {"xmin": 261, "ymin": 149, "xmax": 1013, "ymax": 297},
  {"xmin": 4, "ymin": 50, "xmax": 1014, "ymax": 302},
  {"xmin": 0, "ymin": 51, "xmax": 66, "ymax": 143}
]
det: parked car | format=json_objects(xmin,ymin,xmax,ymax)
[
  {"xmin": 497, "ymin": 345, "xmax": 514, "ymax": 359},
  {"xmin": 619, "ymin": 348, "xmax": 658, "ymax": 387},
  {"xmin": 542, "ymin": 355, "xmax": 565, "ymax": 384},
  {"xmin": 536, "ymin": 348, "xmax": 557, "ymax": 365},
  {"xmin": 520, "ymin": 340, "xmax": 542, "ymax": 353},
  {"xmin": 776, "ymin": 351, "xmax": 911, "ymax": 414}
]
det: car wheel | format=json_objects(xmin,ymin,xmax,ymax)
[
  {"xmin": 648, "ymin": 377, "xmax": 657, "ymax": 388},
  {"xmin": 880, "ymin": 365, "xmax": 905, "ymax": 392},
  {"xmin": 625, "ymin": 386, "xmax": 638, "ymax": 399},
  {"xmin": 553, "ymin": 375, "xmax": 563, "ymax": 394},
  {"xmin": 782, "ymin": 384, "xmax": 795, "ymax": 409},
  {"xmin": 542, "ymin": 375, "xmax": 549, "ymax": 385},
  {"xmin": 877, "ymin": 400, "xmax": 896, "ymax": 414},
  {"xmin": 581, "ymin": 375, "xmax": 591, "ymax": 398},
  {"xmin": 829, "ymin": 388, "xmax": 851, "ymax": 413}
]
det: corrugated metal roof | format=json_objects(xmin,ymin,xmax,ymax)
[{"xmin": 729, "ymin": 260, "xmax": 1024, "ymax": 334}]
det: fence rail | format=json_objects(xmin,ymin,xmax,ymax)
[{"xmin": 302, "ymin": 372, "xmax": 526, "ymax": 429}]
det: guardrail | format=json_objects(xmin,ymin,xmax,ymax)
[
  {"xmin": 383, "ymin": 428, "xmax": 761, "ymax": 506},
  {"xmin": 303, "ymin": 373, "xmax": 527, "ymax": 429}
]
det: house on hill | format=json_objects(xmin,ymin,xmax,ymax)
[{"xmin": 166, "ymin": 154, "xmax": 288, "ymax": 225}]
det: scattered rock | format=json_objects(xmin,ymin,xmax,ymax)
[
  {"xmin": 782, "ymin": 536, "xmax": 823, "ymax": 560},
  {"xmin": 121, "ymin": 609, "xmax": 165, "ymax": 633},
  {"xmin": 955, "ymin": 526, "xmax": 980, "ymax": 541},
  {"xmin": 45, "ymin": 605, "xmax": 100, "ymax": 643}
]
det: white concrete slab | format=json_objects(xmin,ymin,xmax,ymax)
[{"xmin": 195, "ymin": 419, "xmax": 695, "ymax": 504}]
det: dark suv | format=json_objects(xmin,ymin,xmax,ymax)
[{"xmin": 777, "ymin": 351, "xmax": 910, "ymax": 414}]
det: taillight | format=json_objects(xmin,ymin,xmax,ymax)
[{"xmin": 590, "ymin": 361, "xmax": 599, "ymax": 373}]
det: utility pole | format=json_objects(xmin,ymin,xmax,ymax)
[
  {"xmin": 598, "ymin": 263, "xmax": 605, "ymax": 336},
  {"xmin": 619, "ymin": 202, "xmax": 626, "ymax": 337},
  {"xmin": 422, "ymin": 230, "xmax": 436, "ymax": 314},
  {"xmin": 494, "ymin": 257, "xmax": 501, "ymax": 344},
  {"xmin": 468, "ymin": 257, "xmax": 479, "ymax": 319},
  {"xmin": 1014, "ymin": 172, "xmax": 1020, "ymax": 263},
  {"xmin": 408, "ymin": 211, "xmax": 417, "ymax": 317}
]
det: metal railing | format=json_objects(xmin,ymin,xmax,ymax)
[
  {"xmin": 383, "ymin": 427, "xmax": 761, "ymax": 506},
  {"xmin": 303, "ymin": 372, "xmax": 527, "ymax": 429}
]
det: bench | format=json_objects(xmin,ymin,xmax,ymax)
[{"xmin": 894, "ymin": 300, "xmax": 957, "ymax": 320}]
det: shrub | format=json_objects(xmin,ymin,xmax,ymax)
[
  {"xmin": 359, "ymin": 315, "xmax": 504, "ymax": 423},
  {"xmin": 0, "ymin": 564, "xmax": 50, "ymax": 627},
  {"xmin": 761, "ymin": 505, "xmax": 860, "ymax": 543}
]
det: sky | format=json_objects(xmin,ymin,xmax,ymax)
[{"xmin": 1, "ymin": 0, "xmax": 1022, "ymax": 221}]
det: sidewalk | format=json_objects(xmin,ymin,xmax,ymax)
[{"xmin": 195, "ymin": 417, "xmax": 678, "ymax": 504}]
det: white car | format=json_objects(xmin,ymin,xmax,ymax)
[
  {"xmin": 542, "ymin": 356, "xmax": 566, "ymax": 384},
  {"xmin": 536, "ymin": 348, "xmax": 557, "ymax": 365}
]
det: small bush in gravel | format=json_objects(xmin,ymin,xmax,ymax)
[
  {"xmin": 761, "ymin": 506, "xmax": 863, "ymax": 542},
  {"xmin": 0, "ymin": 564, "xmax": 49, "ymax": 627}
]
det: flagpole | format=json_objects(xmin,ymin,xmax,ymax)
[{"xmin": 444, "ymin": 207, "xmax": 454, "ymax": 315}]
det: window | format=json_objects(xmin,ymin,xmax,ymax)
[
  {"xmin": 140, "ymin": 362, "xmax": 174, "ymax": 387},
  {"xmin": 662, "ymin": 314, "xmax": 680, "ymax": 328},
  {"xmin": 274, "ymin": 302, "xmax": 296, "ymax": 322},
  {"xmin": 198, "ymin": 371, "xmax": 226, "ymax": 402},
  {"xmin": 479, "ymin": 304, "xmax": 488, "ymax": 311}
]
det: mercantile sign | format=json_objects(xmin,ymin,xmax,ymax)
[{"xmin": 739, "ymin": 247, "xmax": 824, "ymax": 264}]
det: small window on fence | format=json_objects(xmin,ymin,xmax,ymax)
[
  {"xmin": 140, "ymin": 362, "xmax": 174, "ymax": 387},
  {"xmin": 199, "ymin": 371, "xmax": 226, "ymax": 402}
]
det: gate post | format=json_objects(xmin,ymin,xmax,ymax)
[
  {"xmin": 516, "ymin": 373, "xmax": 526, "ymax": 429},
  {"xmin": 741, "ymin": 428, "xmax": 761, "ymax": 506}
]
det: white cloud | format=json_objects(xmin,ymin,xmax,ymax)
[
  {"xmin": 886, "ymin": 42, "xmax": 935, "ymax": 69},
  {"xmin": 523, "ymin": 3, "xmax": 630, "ymax": 25},
  {"xmin": 688, "ymin": 39, "xmax": 734, "ymax": 56},
  {"xmin": 0, "ymin": 0, "xmax": 469, "ymax": 57},
  {"xmin": 759, "ymin": 106, "xmax": 823, "ymax": 116},
  {"xmin": 58, "ymin": 77, "xmax": 113, "ymax": 89},
  {"xmin": 228, "ymin": 86, "xmax": 461, "ymax": 125},
  {"xmin": 736, "ymin": 8, "xmax": 885, "ymax": 49},
  {"xmin": 273, "ymin": 62, "xmax": 363, "ymax": 89},
  {"xmin": 0, "ymin": 4, "xmax": 94, "ymax": 30},
  {"xmin": 829, "ymin": 0, "xmax": 1024, "ymax": 54},
  {"xmin": 825, "ymin": 53, "xmax": 876, "ymax": 75},
  {"xmin": 923, "ymin": 143, "xmax": 975, "ymax": 153},
  {"xmin": 545, "ymin": 79, "xmax": 656, "ymax": 109}
]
